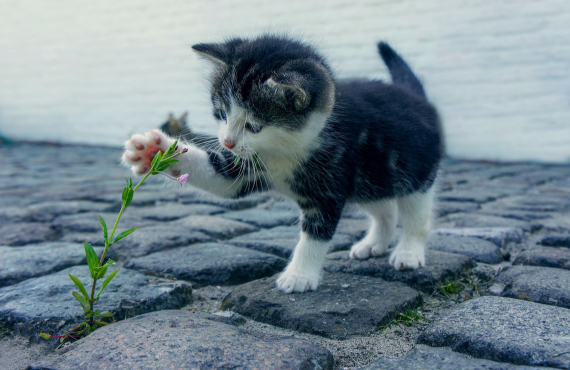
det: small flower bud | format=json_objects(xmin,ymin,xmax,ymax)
[{"xmin": 177, "ymin": 174, "xmax": 189, "ymax": 185}]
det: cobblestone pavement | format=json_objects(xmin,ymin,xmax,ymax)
[{"xmin": 1, "ymin": 143, "xmax": 569, "ymax": 370}]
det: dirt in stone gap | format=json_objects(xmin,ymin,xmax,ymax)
[{"xmin": 184, "ymin": 286, "xmax": 459, "ymax": 370}]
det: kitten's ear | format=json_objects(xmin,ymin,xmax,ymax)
[
  {"xmin": 266, "ymin": 76, "xmax": 310, "ymax": 112},
  {"xmin": 179, "ymin": 112, "xmax": 188, "ymax": 125},
  {"xmin": 191, "ymin": 43, "xmax": 228, "ymax": 66}
]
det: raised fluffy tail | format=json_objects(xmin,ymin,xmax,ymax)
[{"xmin": 378, "ymin": 41, "xmax": 426, "ymax": 99}]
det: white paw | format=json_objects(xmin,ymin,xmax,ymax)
[
  {"xmin": 276, "ymin": 271, "xmax": 319, "ymax": 294},
  {"xmin": 122, "ymin": 129, "xmax": 173, "ymax": 175},
  {"xmin": 389, "ymin": 248, "xmax": 425, "ymax": 270},
  {"xmin": 349, "ymin": 240, "xmax": 386, "ymax": 260}
]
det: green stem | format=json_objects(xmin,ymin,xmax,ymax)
[
  {"xmin": 89, "ymin": 277, "xmax": 97, "ymax": 325},
  {"xmin": 133, "ymin": 171, "xmax": 152, "ymax": 192},
  {"xmin": 97, "ymin": 171, "xmax": 152, "ymax": 266}
]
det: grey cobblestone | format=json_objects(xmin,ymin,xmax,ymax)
[{"xmin": 0, "ymin": 143, "xmax": 569, "ymax": 369}]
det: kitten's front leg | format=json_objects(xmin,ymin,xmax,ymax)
[
  {"xmin": 122, "ymin": 129, "xmax": 250, "ymax": 198},
  {"xmin": 276, "ymin": 204, "xmax": 343, "ymax": 293},
  {"xmin": 276, "ymin": 232, "xmax": 329, "ymax": 293}
]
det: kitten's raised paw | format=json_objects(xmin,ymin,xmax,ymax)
[
  {"xmin": 122, "ymin": 129, "xmax": 172, "ymax": 175},
  {"xmin": 389, "ymin": 249, "xmax": 425, "ymax": 270},
  {"xmin": 276, "ymin": 271, "xmax": 319, "ymax": 294}
]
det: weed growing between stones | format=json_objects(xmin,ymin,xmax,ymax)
[
  {"xmin": 440, "ymin": 281, "xmax": 465, "ymax": 296},
  {"xmin": 381, "ymin": 310, "xmax": 424, "ymax": 334},
  {"xmin": 40, "ymin": 141, "xmax": 187, "ymax": 343}
]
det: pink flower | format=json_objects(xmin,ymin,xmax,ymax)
[
  {"xmin": 177, "ymin": 174, "xmax": 189, "ymax": 185},
  {"xmin": 181, "ymin": 148, "xmax": 189, "ymax": 154}
]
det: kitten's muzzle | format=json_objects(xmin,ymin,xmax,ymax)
[{"xmin": 224, "ymin": 139, "xmax": 236, "ymax": 149}]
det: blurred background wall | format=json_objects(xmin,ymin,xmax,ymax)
[{"xmin": 0, "ymin": 0, "xmax": 568, "ymax": 162}]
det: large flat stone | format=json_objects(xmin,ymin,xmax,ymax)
[
  {"xmin": 227, "ymin": 225, "xmax": 357, "ymax": 258},
  {"xmin": 32, "ymin": 310, "xmax": 333, "ymax": 370},
  {"xmin": 435, "ymin": 227, "xmax": 525, "ymax": 247},
  {"xmin": 513, "ymin": 246, "xmax": 570, "ymax": 270},
  {"xmin": 0, "ymin": 222, "xmax": 58, "ymax": 246},
  {"xmin": 220, "ymin": 208, "xmax": 299, "ymax": 228},
  {"xmin": 124, "ymin": 243, "xmax": 286, "ymax": 286},
  {"xmin": 427, "ymin": 234, "xmax": 502, "ymax": 264},
  {"xmin": 418, "ymin": 296, "xmax": 570, "ymax": 369},
  {"xmin": 170, "ymin": 215, "xmax": 258, "ymax": 239},
  {"xmin": 324, "ymin": 250, "xmax": 475, "ymax": 293},
  {"xmin": 0, "ymin": 243, "xmax": 101, "ymax": 287},
  {"xmin": 222, "ymin": 273, "xmax": 422, "ymax": 339},
  {"xmin": 492, "ymin": 265, "xmax": 570, "ymax": 308},
  {"xmin": 362, "ymin": 346, "xmax": 554, "ymax": 370},
  {"xmin": 0, "ymin": 266, "xmax": 192, "ymax": 339},
  {"xmin": 105, "ymin": 224, "xmax": 213, "ymax": 260}
]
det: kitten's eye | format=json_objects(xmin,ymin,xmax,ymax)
[
  {"xmin": 245, "ymin": 122, "xmax": 262, "ymax": 134},
  {"xmin": 220, "ymin": 110, "xmax": 227, "ymax": 121}
]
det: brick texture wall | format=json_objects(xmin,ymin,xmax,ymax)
[{"xmin": 0, "ymin": 0, "xmax": 568, "ymax": 162}]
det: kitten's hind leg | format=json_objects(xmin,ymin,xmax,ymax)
[
  {"xmin": 390, "ymin": 187, "xmax": 435, "ymax": 270},
  {"xmin": 350, "ymin": 199, "xmax": 397, "ymax": 259}
]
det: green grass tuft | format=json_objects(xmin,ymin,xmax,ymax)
[
  {"xmin": 381, "ymin": 309, "xmax": 424, "ymax": 334},
  {"xmin": 440, "ymin": 281, "xmax": 465, "ymax": 296}
]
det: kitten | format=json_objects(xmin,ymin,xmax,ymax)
[{"xmin": 123, "ymin": 35, "xmax": 443, "ymax": 294}]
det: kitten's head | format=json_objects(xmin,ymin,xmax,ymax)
[{"xmin": 192, "ymin": 35, "xmax": 335, "ymax": 160}]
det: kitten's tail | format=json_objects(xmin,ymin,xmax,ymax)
[{"xmin": 378, "ymin": 42, "xmax": 426, "ymax": 99}]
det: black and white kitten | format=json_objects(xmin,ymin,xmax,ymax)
[{"xmin": 123, "ymin": 35, "xmax": 443, "ymax": 293}]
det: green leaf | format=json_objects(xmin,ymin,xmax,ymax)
[
  {"xmin": 40, "ymin": 333, "xmax": 52, "ymax": 340},
  {"xmin": 84, "ymin": 242, "xmax": 99, "ymax": 279},
  {"xmin": 233, "ymin": 156, "xmax": 240, "ymax": 165},
  {"xmin": 112, "ymin": 227, "xmax": 137, "ymax": 244},
  {"xmin": 95, "ymin": 269, "xmax": 119, "ymax": 300},
  {"xmin": 122, "ymin": 186, "xmax": 134, "ymax": 207},
  {"xmin": 95, "ymin": 265, "xmax": 108, "ymax": 279},
  {"xmin": 97, "ymin": 311, "xmax": 113, "ymax": 318},
  {"xmin": 68, "ymin": 274, "xmax": 89, "ymax": 300},
  {"xmin": 98, "ymin": 216, "xmax": 108, "ymax": 243},
  {"xmin": 151, "ymin": 150, "xmax": 162, "ymax": 169},
  {"xmin": 126, "ymin": 178, "xmax": 133, "ymax": 187},
  {"xmin": 102, "ymin": 258, "xmax": 116, "ymax": 267},
  {"xmin": 163, "ymin": 140, "xmax": 178, "ymax": 159},
  {"xmin": 155, "ymin": 158, "xmax": 179, "ymax": 172},
  {"xmin": 72, "ymin": 291, "xmax": 91, "ymax": 314},
  {"xmin": 252, "ymin": 154, "xmax": 259, "ymax": 168}
]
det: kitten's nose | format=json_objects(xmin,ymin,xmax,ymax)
[{"xmin": 224, "ymin": 140, "xmax": 235, "ymax": 149}]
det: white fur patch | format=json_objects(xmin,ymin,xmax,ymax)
[{"xmin": 276, "ymin": 232, "xmax": 329, "ymax": 293}]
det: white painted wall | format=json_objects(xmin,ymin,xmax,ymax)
[{"xmin": 0, "ymin": 0, "xmax": 569, "ymax": 162}]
